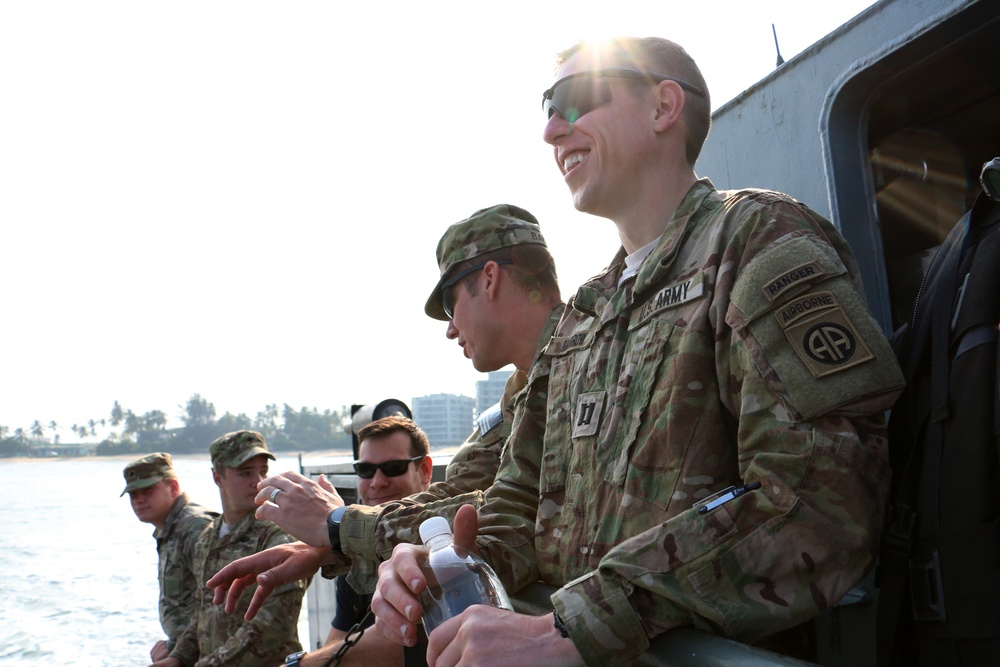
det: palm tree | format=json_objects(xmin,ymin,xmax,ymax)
[
  {"xmin": 110, "ymin": 401, "xmax": 125, "ymax": 427},
  {"xmin": 30, "ymin": 420, "xmax": 44, "ymax": 439}
]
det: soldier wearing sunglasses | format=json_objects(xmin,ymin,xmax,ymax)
[{"xmin": 370, "ymin": 36, "xmax": 903, "ymax": 666}]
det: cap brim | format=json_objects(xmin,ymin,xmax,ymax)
[
  {"xmin": 424, "ymin": 274, "xmax": 450, "ymax": 322},
  {"xmin": 120, "ymin": 475, "xmax": 162, "ymax": 497},
  {"xmin": 232, "ymin": 448, "xmax": 276, "ymax": 467}
]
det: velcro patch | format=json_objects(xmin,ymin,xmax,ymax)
[
  {"xmin": 777, "ymin": 291, "xmax": 874, "ymax": 378},
  {"xmin": 572, "ymin": 391, "xmax": 604, "ymax": 439},
  {"xmin": 547, "ymin": 331, "xmax": 590, "ymax": 356},
  {"xmin": 632, "ymin": 272, "xmax": 705, "ymax": 329},
  {"xmin": 761, "ymin": 261, "xmax": 828, "ymax": 302}
]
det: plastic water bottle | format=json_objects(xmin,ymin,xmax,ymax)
[{"xmin": 417, "ymin": 516, "xmax": 513, "ymax": 634}]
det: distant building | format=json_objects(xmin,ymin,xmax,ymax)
[
  {"xmin": 475, "ymin": 369, "xmax": 514, "ymax": 417},
  {"xmin": 412, "ymin": 393, "xmax": 475, "ymax": 449}
]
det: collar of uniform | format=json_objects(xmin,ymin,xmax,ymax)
[
  {"xmin": 537, "ymin": 304, "xmax": 565, "ymax": 356},
  {"xmin": 632, "ymin": 178, "xmax": 716, "ymax": 296},
  {"xmin": 571, "ymin": 249, "xmax": 627, "ymax": 316},
  {"xmin": 217, "ymin": 508, "xmax": 258, "ymax": 542}
]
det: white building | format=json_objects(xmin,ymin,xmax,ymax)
[
  {"xmin": 475, "ymin": 369, "xmax": 514, "ymax": 417},
  {"xmin": 412, "ymin": 393, "xmax": 476, "ymax": 449}
]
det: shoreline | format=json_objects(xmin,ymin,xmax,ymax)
[
  {"xmin": 1, "ymin": 444, "xmax": 463, "ymax": 466},
  {"xmin": 0, "ymin": 449, "xmax": 355, "ymax": 465}
]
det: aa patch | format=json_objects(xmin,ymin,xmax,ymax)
[
  {"xmin": 633, "ymin": 272, "xmax": 705, "ymax": 328},
  {"xmin": 572, "ymin": 391, "xmax": 604, "ymax": 439},
  {"xmin": 761, "ymin": 261, "xmax": 828, "ymax": 302},
  {"xmin": 776, "ymin": 291, "xmax": 874, "ymax": 378}
]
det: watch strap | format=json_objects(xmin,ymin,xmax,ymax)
[{"xmin": 327, "ymin": 506, "xmax": 348, "ymax": 553}]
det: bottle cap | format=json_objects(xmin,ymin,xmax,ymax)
[{"xmin": 419, "ymin": 516, "xmax": 452, "ymax": 545}]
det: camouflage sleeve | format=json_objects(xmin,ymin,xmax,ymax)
[
  {"xmin": 406, "ymin": 423, "xmax": 503, "ymax": 505},
  {"xmin": 550, "ymin": 197, "xmax": 904, "ymax": 664},
  {"xmin": 168, "ymin": 523, "xmax": 213, "ymax": 667},
  {"xmin": 160, "ymin": 513, "xmax": 213, "ymax": 651},
  {"xmin": 472, "ymin": 358, "xmax": 550, "ymax": 594},
  {"xmin": 194, "ymin": 527, "xmax": 305, "ymax": 667},
  {"xmin": 169, "ymin": 613, "xmax": 201, "ymax": 667}
]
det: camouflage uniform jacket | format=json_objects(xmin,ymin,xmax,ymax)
[
  {"xmin": 170, "ymin": 512, "xmax": 305, "ymax": 667},
  {"xmin": 338, "ymin": 304, "xmax": 564, "ymax": 594},
  {"xmin": 155, "ymin": 493, "xmax": 217, "ymax": 652},
  {"xmin": 473, "ymin": 179, "xmax": 905, "ymax": 665}
]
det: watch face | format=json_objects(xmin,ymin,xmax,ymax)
[{"xmin": 285, "ymin": 650, "xmax": 306, "ymax": 665}]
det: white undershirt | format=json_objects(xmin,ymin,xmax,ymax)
[{"xmin": 619, "ymin": 235, "xmax": 661, "ymax": 287}]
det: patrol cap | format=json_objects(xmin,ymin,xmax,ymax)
[
  {"xmin": 209, "ymin": 430, "xmax": 275, "ymax": 469},
  {"xmin": 120, "ymin": 452, "xmax": 176, "ymax": 497},
  {"xmin": 424, "ymin": 204, "xmax": 547, "ymax": 321}
]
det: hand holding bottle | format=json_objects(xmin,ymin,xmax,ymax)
[
  {"xmin": 370, "ymin": 503, "xmax": 483, "ymax": 646},
  {"xmin": 417, "ymin": 515, "xmax": 512, "ymax": 634}
]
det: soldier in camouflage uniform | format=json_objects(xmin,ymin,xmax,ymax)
[
  {"xmin": 156, "ymin": 431, "xmax": 305, "ymax": 667},
  {"xmin": 123, "ymin": 452, "xmax": 217, "ymax": 662},
  {"xmin": 205, "ymin": 205, "xmax": 563, "ymax": 619},
  {"xmin": 369, "ymin": 37, "xmax": 905, "ymax": 666}
]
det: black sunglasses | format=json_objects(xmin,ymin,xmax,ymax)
[
  {"xmin": 353, "ymin": 455, "xmax": 425, "ymax": 479},
  {"xmin": 542, "ymin": 67, "xmax": 706, "ymax": 123},
  {"xmin": 440, "ymin": 259, "xmax": 513, "ymax": 320}
]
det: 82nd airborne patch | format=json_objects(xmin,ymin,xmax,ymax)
[{"xmin": 775, "ymin": 291, "xmax": 874, "ymax": 378}]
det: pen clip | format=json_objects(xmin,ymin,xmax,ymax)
[
  {"xmin": 694, "ymin": 481, "xmax": 761, "ymax": 515},
  {"xmin": 693, "ymin": 485, "xmax": 736, "ymax": 514}
]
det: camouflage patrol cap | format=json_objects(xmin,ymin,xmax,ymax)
[
  {"xmin": 424, "ymin": 204, "xmax": 547, "ymax": 321},
  {"xmin": 120, "ymin": 452, "xmax": 176, "ymax": 497},
  {"xmin": 209, "ymin": 430, "xmax": 275, "ymax": 469}
]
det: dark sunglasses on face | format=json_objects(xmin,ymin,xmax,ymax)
[
  {"xmin": 440, "ymin": 259, "xmax": 513, "ymax": 320},
  {"xmin": 353, "ymin": 455, "xmax": 425, "ymax": 479},
  {"xmin": 541, "ymin": 67, "xmax": 707, "ymax": 123}
]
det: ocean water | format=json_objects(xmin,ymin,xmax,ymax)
[{"xmin": 0, "ymin": 454, "xmax": 316, "ymax": 666}]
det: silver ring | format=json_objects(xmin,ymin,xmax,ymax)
[{"xmin": 269, "ymin": 487, "xmax": 282, "ymax": 504}]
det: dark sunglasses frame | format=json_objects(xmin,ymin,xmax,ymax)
[
  {"xmin": 353, "ymin": 455, "xmax": 425, "ymax": 479},
  {"xmin": 542, "ymin": 67, "xmax": 706, "ymax": 122},
  {"xmin": 440, "ymin": 259, "xmax": 513, "ymax": 320}
]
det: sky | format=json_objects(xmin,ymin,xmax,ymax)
[{"xmin": 1, "ymin": 0, "xmax": 876, "ymax": 439}]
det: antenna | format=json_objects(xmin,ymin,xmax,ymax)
[{"xmin": 772, "ymin": 24, "xmax": 785, "ymax": 67}]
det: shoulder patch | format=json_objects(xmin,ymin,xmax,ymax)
[
  {"xmin": 476, "ymin": 401, "xmax": 504, "ymax": 435},
  {"xmin": 761, "ymin": 261, "xmax": 828, "ymax": 302},
  {"xmin": 632, "ymin": 272, "xmax": 705, "ymax": 329},
  {"xmin": 776, "ymin": 291, "xmax": 874, "ymax": 378}
]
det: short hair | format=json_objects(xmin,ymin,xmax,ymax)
[
  {"xmin": 454, "ymin": 244, "xmax": 560, "ymax": 303},
  {"xmin": 556, "ymin": 37, "xmax": 711, "ymax": 165},
  {"xmin": 356, "ymin": 416, "xmax": 430, "ymax": 458}
]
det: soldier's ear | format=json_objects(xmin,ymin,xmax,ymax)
[
  {"xmin": 482, "ymin": 261, "xmax": 503, "ymax": 300},
  {"xmin": 652, "ymin": 80, "xmax": 685, "ymax": 133}
]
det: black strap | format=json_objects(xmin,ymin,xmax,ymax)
[
  {"xmin": 909, "ymin": 520, "xmax": 1000, "ymax": 639},
  {"xmin": 922, "ymin": 219, "xmax": 964, "ymax": 536}
]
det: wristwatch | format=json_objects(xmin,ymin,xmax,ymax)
[
  {"xmin": 327, "ymin": 506, "xmax": 348, "ymax": 553},
  {"xmin": 284, "ymin": 650, "xmax": 306, "ymax": 666}
]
